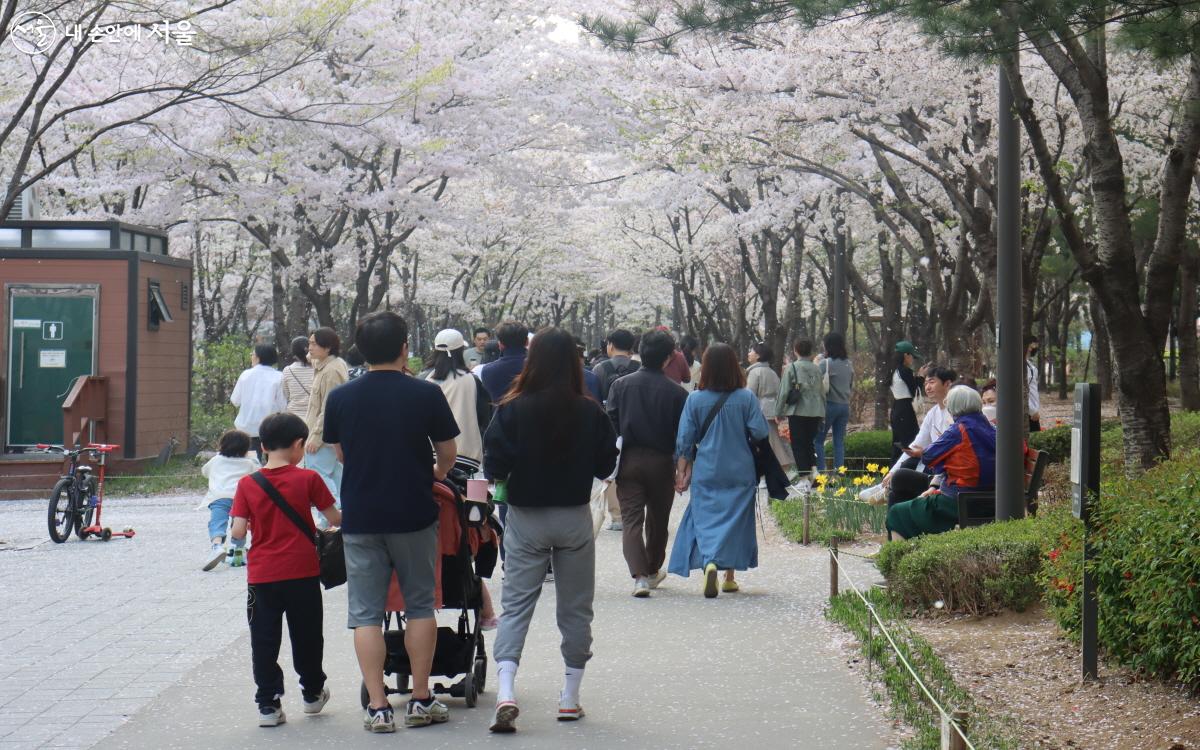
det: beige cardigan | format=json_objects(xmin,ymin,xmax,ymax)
[{"xmin": 305, "ymin": 355, "xmax": 349, "ymax": 449}]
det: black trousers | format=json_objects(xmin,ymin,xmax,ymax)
[
  {"xmin": 887, "ymin": 468, "xmax": 931, "ymax": 507},
  {"xmin": 787, "ymin": 416, "xmax": 822, "ymax": 474},
  {"xmin": 247, "ymin": 576, "xmax": 325, "ymax": 707},
  {"xmin": 890, "ymin": 398, "xmax": 919, "ymax": 463}
]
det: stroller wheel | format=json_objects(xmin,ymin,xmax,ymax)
[
  {"xmin": 395, "ymin": 672, "xmax": 410, "ymax": 695},
  {"xmin": 474, "ymin": 656, "xmax": 487, "ymax": 693},
  {"xmin": 462, "ymin": 667, "xmax": 478, "ymax": 708}
]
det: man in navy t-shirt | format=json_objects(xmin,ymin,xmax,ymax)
[{"xmin": 323, "ymin": 311, "xmax": 459, "ymax": 733}]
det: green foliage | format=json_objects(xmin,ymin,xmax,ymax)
[
  {"xmin": 191, "ymin": 401, "xmax": 238, "ymax": 452},
  {"xmin": 876, "ymin": 507, "xmax": 1075, "ymax": 615},
  {"xmin": 827, "ymin": 587, "xmax": 1021, "ymax": 750},
  {"xmin": 105, "ymin": 456, "xmax": 207, "ymax": 495},
  {"xmin": 824, "ymin": 429, "xmax": 894, "ymax": 468},
  {"xmin": 1038, "ymin": 514, "xmax": 1084, "ymax": 635},
  {"xmin": 1028, "ymin": 424, "xmax": 1072, "ymax": 463},
  {"xmin": 191, "ymin": 337, "xmax": 252, "ymax": 450},
  {"xmin": 1044, "ymin": 451, "xmax": 1200, "ymax": 687},
  {"xmin": 770, "ymin": 498, "xmax": 857, "ymax": 546}
]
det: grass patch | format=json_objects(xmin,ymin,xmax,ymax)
[
  {"xmin": 827, "ymin": 587, "xmax": 1021, "ymax": 750},
  {"xmin": 770, "ymin": 497, "xmax": 855, "ymax": 545},
  {"xmin": 105, "ymin": 456, "xmax": 206, "ymax": 496},
  {"xmin": 769, "ymin": 495, "xmax": 885, "ymax": 545}
]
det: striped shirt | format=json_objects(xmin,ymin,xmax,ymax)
[{"xmin": 281, "ymin": 362, "xmax": 315, "ymax": 418}]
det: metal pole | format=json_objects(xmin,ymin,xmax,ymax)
[
  {"xmin": 833, "ymin": 201, "xmax": 848, "ymax": 337},
  {"xmin": 996, "ymin": 59, "xmax": 1025, "ymax": 522}
]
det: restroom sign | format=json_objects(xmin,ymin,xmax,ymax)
[{"xmin": 42, "ymin": 321, "xmax": 63, "ymax": 340}]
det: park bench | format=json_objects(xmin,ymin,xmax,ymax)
[{"xmin": 956, "ymin": 448, "xmax": 1050, "ymax": 528}]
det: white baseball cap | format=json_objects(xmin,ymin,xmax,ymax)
[{"xmin": 434, "ymin": 329, "xmax": 467, "ymax": 351}]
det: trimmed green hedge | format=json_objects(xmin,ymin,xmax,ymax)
[
  {"xmin": 822, "ymin": 429, "xmax": 893, "ymax": 469},
  {"xmin": 875, "ymin": 507, "xmax": 1074, "ymax": 615}
]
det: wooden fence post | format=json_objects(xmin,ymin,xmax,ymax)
[
  {"xmin": 941, "ymin": 708, "xmax": 969, "ymax": 750},
  {"xmin": 829, "ymin": 537, "xmax": 839, "ymax": 599}
]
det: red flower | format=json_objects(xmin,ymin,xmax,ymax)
[
  {"xmin": 1123, "ymin": 571, "xmax": 1133, "ymax": 580},
  {"xmin": 1066, "ymin": 584, "xmax": 1075, "ymax": 593},
  {"xmin": 1048, "ymin": 549, "xmax": 1060, "ymax": 562}
]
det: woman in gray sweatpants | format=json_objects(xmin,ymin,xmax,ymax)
[{"xmin": 482, "ymin": 328, "xmax": 619, "ymax": 733}]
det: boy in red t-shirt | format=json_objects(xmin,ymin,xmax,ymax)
[{"xmin": 231, "ymin": 412, "xmax": 341, "ymax": 727}]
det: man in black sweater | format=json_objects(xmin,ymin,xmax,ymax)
[{"xmin": 605, "ymin": 330, "xmax": 688, "ymax": 598}]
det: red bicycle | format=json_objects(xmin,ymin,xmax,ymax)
[{"xmin": 39, "ymin": 443, "xmax": 135, "ymax": 543}]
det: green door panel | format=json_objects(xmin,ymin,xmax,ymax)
[{"xmin": 6, "ymin": 292, "xmax": 96, "ymax": 447}]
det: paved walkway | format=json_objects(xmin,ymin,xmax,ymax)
[{"xmin": 1, "ymin": 492, "xmax": 896, "ymax": 749}]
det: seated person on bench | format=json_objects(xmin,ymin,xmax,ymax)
[
  {"xmin": 881, "ymin": 365, "xmax": 957, "ymax": 506},
  {"xmin": 886, "ymin": 386, "xmax": 996, "ymax": 540}
]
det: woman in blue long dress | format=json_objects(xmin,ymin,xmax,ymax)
[{"xmin": 669, "ymin": 343, "xmax": 770, "ymax": 598}]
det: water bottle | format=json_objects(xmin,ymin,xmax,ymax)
[{"xmin": 492, "ymin": 480, "xmax": 507, "ymax": 505}]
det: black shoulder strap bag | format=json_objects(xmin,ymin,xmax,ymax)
[
  {"xmin": 694, "ymin": 391, "xmax": 734, "ymax": 453},
  {"xmin": 250, "ymin": 471, "xmax": 346, "ymax": 589}
]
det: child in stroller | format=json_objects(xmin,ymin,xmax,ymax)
[{"xmin": 360, "ymin": 458, "xmax": 501, "ymax": 709}]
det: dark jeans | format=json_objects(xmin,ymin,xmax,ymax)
[
  {"xmin": 887, "ymin": 468, "xmax": 931, "ymax": 507},
  {"xmin": 616, "ymin": 447, "xmax": 675, "ymax": 578},
  {"xmin": 787, "ymin": 416, "xmax": 822, "ymax": 474},
  {"xmin": 247, "ymin": 576, "xmax": 325, "ymax": 707}
]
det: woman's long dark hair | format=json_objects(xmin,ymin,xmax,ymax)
[
  {"xmin": 823, "ymin": 331, "xmax": 848, "ymax": 360},
  {"xmin": 500, "ymin": 327, "xmax": 585, "ymax": 459},
  {"xmin": 432, "ymin": 348, "xmax": 468, "ymax": 380}
]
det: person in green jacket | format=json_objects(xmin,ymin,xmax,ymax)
[{"xmin": 775, "ymin": 339, "xmax": 826, "ymax": 485}]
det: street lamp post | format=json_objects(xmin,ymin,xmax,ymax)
[{"xmin": 996, "ymin": 58, "xmax": 1025, "ymax": 521}]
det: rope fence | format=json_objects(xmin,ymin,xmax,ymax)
[{"xmin": 828, "ymin": 539, "xmax": 975, "ymax": 750}]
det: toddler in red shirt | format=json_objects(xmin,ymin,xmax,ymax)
[{"xmin": 231, "ymin": 412, "xmax": 341, "ymax": 727}]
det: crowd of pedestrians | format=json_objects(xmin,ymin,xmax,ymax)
[{"xmin": 208, "ymin": 310, "xmax": 1026, "ymax": 735}]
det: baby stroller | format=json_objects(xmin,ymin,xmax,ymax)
[{"xmin": 360, "ymin": 458, "xmax": 500, "ymax": 709}]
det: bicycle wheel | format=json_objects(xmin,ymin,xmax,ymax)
[
  {"xmin": 47, "ymin": 479, "xmax": 77, "ymax": 543},
  {"xmin": 75, "ymin": 477, "xmax": 96, "ymax": 540}
]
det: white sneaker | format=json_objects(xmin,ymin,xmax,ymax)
[
  {"xmin": 303, "ymin": 687, "xmax": 330, "ymax": 715},
  {"xmin": 203, "ymin": 543, "xmax": 226, "ymax": 572},
  {"xmin": 649, "ymin": 570, "xmax": 667, "ymax": 589},
  {"xmin": 363, "ymin": 705, "xmax": 396, "ymax": 733},
  {"xmin": 632, "ymin": 577, "xmax": 651, "ymax": 598},
  {"xmin": 859, "ymin": 483, "xmax": 887, "ymax": 505},
  {"xmin": 789, "ymin": 479, "xmax": 812, "ymax": 496},
  {"xmin": 557, "ymin": 695, "xmax": 585, "ymax": 721},
  {"xmin": 258, "ymin": 705, "xmax": 285, "ymax": 727},
  {"xmin": 489, "ymin": 700, "xmax": 519, "ymax": 733}
]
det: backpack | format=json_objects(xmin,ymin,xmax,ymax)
[{"xmin": 598, "ymin": 357, "xmax": 639, "ymax": 400}]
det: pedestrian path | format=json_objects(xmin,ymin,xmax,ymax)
[{"xmin": 1, "ymin": 493, "xmax": 897, "ymax": 749}]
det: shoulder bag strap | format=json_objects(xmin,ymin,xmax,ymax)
[
  {"xmin": 250, "ymin": 472, "xmax": 317, "ymax": 545},
  {"xmin": 696, "ymin": 390, "xmax": 734, "ymax": 446},
  {"xmin": 290, "ymin": 368, "xmax": 311, "ymax": 395}
]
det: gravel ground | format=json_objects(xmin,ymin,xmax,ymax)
[{"xmin": 0, "ymin": 489, "xmax": 901, "ymax": 749}]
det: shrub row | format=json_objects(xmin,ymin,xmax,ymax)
[
  {"xmin": 1043, "ymin": 450, "xmax": 1200, "ymax": 687},
  {"xmin": 875, "ymin": 507, "xmax": 1074, "ymax": 615}
]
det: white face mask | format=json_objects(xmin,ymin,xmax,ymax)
[{"xmin": 982, "ymin": 405, "xmax": 998, "ymax": 424}]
